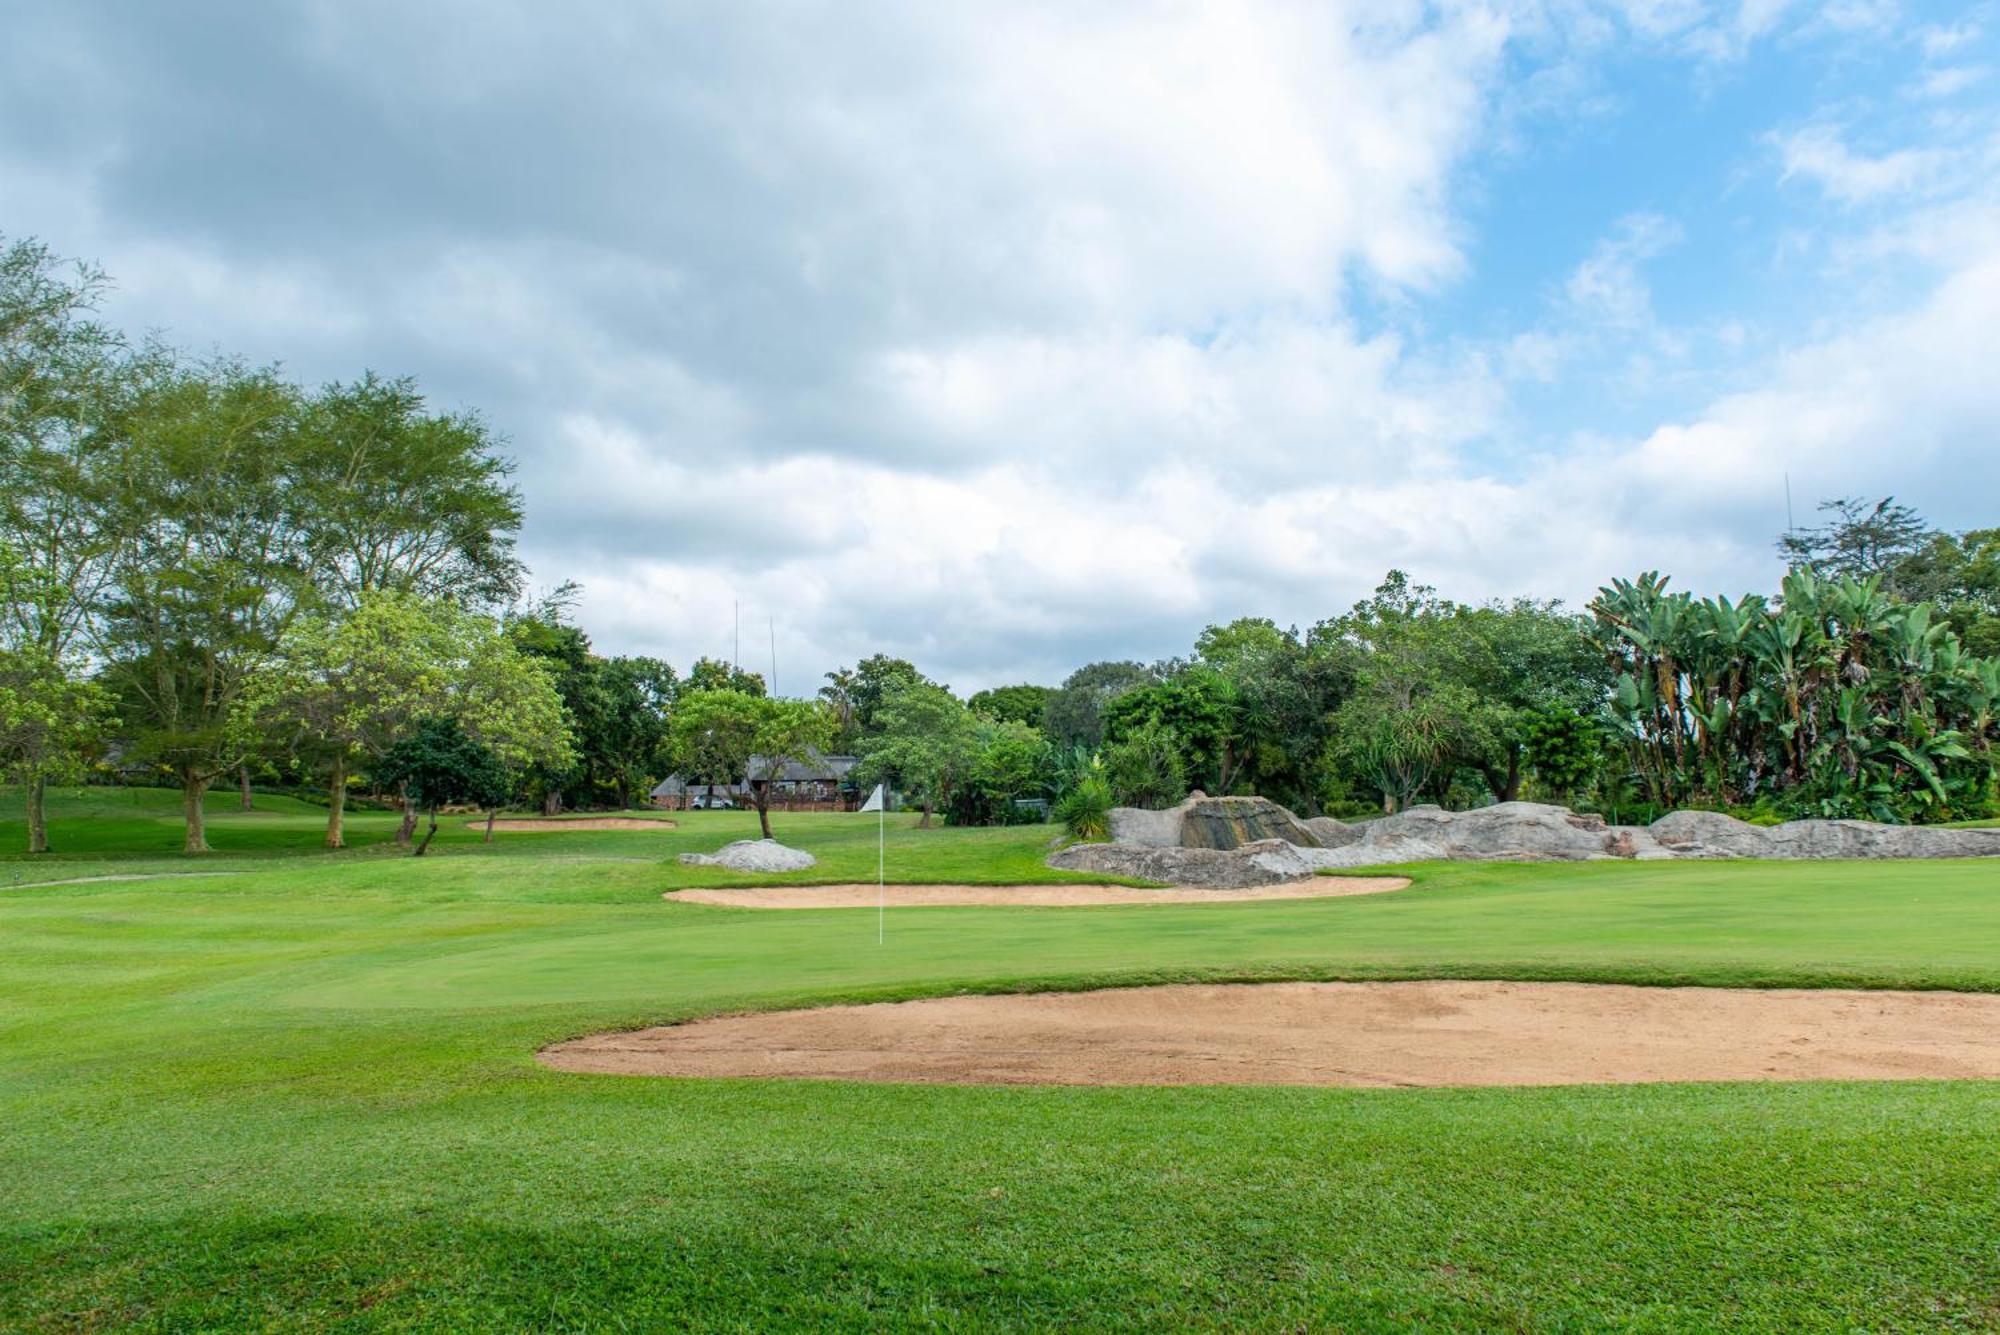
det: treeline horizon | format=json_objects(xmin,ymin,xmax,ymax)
[{"xmin": 6, "ymin": 234, "xmax": 1997, "ymax": 855}]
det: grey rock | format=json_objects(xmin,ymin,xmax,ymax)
[
  {"xmin": 1304, "ymin": 816, "xmax": 1363, "ymax": 848},
  {"xmin": 677, "ymin": 838, "xmax": 818, "ymax": 872},
  {"xmin": 1046, "ymin": 841, "xmax": 1310, "ymax": 889},
  {"xmin": 1107, "ymin": 805, "xmax": 1182, "ymax": 848},
  {"xmin": 1107, "ymin": 792, "xmax": 1324, "ymax": 850},
  {"xmin": 1649, "ymin": 811, "xmax": 2000, "ymax": 859}
]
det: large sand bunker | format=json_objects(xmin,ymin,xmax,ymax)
[
  {"xmin": 666, "ymin": 877, "xmax": 1409, "ymax": 908},
  {"xmin": 476, "ymin": 817, "xmax": 678, "ymax": 832},
  {"xmin": 541, "ymin": 981, "xmax": 2000, "ymax": 1087}
]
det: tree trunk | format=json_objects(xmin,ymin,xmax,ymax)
[
  {"xmin": 414, "ymin": 807, "xmax": 440, "ymax": 856},
  {"xmin": 325, "ymin": 756, "xmax": 348, "ymax": 849},
  {"xmin": 1381, "ymin": 791, "xmax": 1396, "ymax": 816},
  {"xmin": 756, "ymin": 791, "xmax": 773, "ymax": 840},
  {"xmin": 238, "ymin": 764, "xmax": 254, "ymax": 811},
  {"xmin": 183, "ymin": 774, "xmax": 211, "ymax": 854},
  {"xmin": 395, "ymin": 783, "xmax": 418, "ymax": 846},
  {"xmin": 919, "ymin": 797, "xmax": 934, "ymax": 829},
  {"xmin": 542, "ymin": 788, "xmax": 560, "ymax": 817},
  {"xmin": 484, "ymin": 808, "xmax": 497, "ymax": 842},
  {"xmin": 25, "ymin": 774, "xmax": 49, "ymax": 854}
]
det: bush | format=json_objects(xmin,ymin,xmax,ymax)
[
  {"xmin": 1103, "ymin": 721, "xmax": 1186, "ymax": 809},
  {"xmin": 1053, "ymin": 774, "xmax": 1112, "ymax": 841}
]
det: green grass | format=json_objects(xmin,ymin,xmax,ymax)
[{"xmin": 4, "ymin": 789, "xmax": 2000, "ymax": 1329}]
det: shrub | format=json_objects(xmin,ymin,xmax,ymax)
[
  {"xmin": 1103, "ymin": 721, "xmax": 1187, "ymax": 809},
  {"xmin": 1054, "ymin": 773, "xmax": 1112, "ymax": 841}
]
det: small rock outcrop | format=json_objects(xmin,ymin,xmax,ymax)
[{"xmin": 677, "ymin": 839, "xmax": 817, "ymax": 872}]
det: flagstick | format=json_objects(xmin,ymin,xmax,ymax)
[{"xmin": 877, "ymin": 796, "xmax": 885, "ymax": 945}]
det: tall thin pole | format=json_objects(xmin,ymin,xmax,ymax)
[
  {"xmin": 878, "ymin": 798, "xmax": 885, "ymax": 945},
  {"xmin": 733, "ymin": 600, "xmax": 740, "ymax": 670},
  {"xmin": 769, "ymin": 616, "xmax": 777, "ymax": 697}
]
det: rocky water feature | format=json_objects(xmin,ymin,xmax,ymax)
[{"xmin": 1052, "ymin": 794, "xmax": 2000, "ymax": 887}]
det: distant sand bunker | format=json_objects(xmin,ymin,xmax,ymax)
[
  {"xmin": 541, "ymin": 981, "xmax": 2000, "ymax": 1087},
  {"xmin": 476, "ymin": 817, "xmax": 678, "ymax": 832},
  {"xmin": 666, "ymin": 877, "xmax": 1409, "ymax": 908}
]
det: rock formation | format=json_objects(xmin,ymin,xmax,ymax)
[
  {"xmin": 677, "ymin": 838, "xmax": 818, "ymax": 872},
  {"xmin": 1056, "ymin": 795, "xmax": 2000, "ymax": 886}
]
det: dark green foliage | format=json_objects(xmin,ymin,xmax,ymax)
[
  {"xmin": 684, "ymin": 655, "xmax": 766, "ymax": 697},
  {"xmin": 294, "ymin": 371, "xmax": 525, "ymax": 609},
  {"xmin": 1592, "ymin": 568, "xmax": 1998, "ymax": 821},
  {"xmin": 372, "ymin": 716, "xmax": 507, "ymax": 854},
  {"xmin": 1101, "ymin": 666, "xmax": 1238, "ymax": 792},
  {"xmin": 967, "ymin": 682, "xmax": 1053, "ymax": 726},
  {"xmin": 947, "ymin": 718, "xmax": 1051, "ymax": 826},
  {"xmin": 1041, "ymin": 660, "xmax": 1156, "ymax": 750},
  {"xmin": 1520, "ymin": 706, "xmax": 1601, "ymax": 802},
  {"xmin": 1101, "ymin": 719, "xmax": 1187, "ymax": 808}
]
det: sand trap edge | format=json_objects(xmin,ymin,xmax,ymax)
[{"xmin": 663, "ymin": 876, "xmax": 1410, "ymax": 908}]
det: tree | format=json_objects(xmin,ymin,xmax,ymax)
[
  {"xmin": 950, "ymin": 717, "xmax": 1051, "ymax": 825},
  {"xmin": 0, "ymin": 236, "xmax": 140, "ymax": 850},
  {"xmin": 968, "ymin": 683, "xmax": 1054, "ymax": 727},
  {"xmin": 236, "ymin": 590, "xmax": 459, "ymax": 848},
  {"xmin": 1042, "ymin": 660, "xmax": 1157, "ymax": 750},
  {"xmin": 742, "ymin": 698, "xmax": 834, "ymax": 839},
  {"xmin": 684, "ymin": 655, "xmax": 766, "ymax": 697},
  {"xmin": 1893, "ymin": 527, "xmax": 2000, "ymax": 658},
  {"xmin": 663, "ymin": 689, "xmax": 830, "ymax": 838},
  {"xmin": 0, "ymin": 640, "xmax": 114, "ymax": 852},
  {"xmin": 295, "ymin": 372, "xmax": 525, "ymax": 609},
  {"xmin": 450, "ymin": 625, "xmax": 576, "ymax": 838},
  {"xmin": 97, "ymin": 358, "xmax": 310, "ymax": 853},
  {"xmin": 845, "ymin": 654, "xmax": 931, "ymax": 736},
  {"xmin": 1591, "ymin": 568, "xmax": 1998, "ymax": 821},
  {"xmin": 819, "ymin": 667, "xmax": 860, "ymax": 750},
  {"xmin": 1101, "ymin": 666, "xmax": 1239, "ymax": 793},
  {"xmin": 1778, "ymin": 496, "xmax": 1934, "ymax": 591},
  {"xmin": 1520, "ymin": 706, "xmax": 1601, "ymax": 804},
  {"xmin": 372, "ymin": 717, "xmax": 508, "ymax": 856},
  {"xmin": 858, "ymin": 682, "xmax": 978, "ymax": 827},
  {"xmin": 596, "ymin": 656, "xmax": 676, "ymax": 808},
  {"xmin": 664, "ymin": 690, "xmax": 760, "ymax": 814}
]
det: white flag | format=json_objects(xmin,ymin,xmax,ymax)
[{"xmin": 858, "ymin": 784, "xmax": 885, "ymax": 813}]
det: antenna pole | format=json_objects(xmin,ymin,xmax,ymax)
[{"xmin": 733, "ymin": 600, "xmax": 740, "ymax": 670}]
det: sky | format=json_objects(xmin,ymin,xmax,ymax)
[{"xmin": 4, "ymin": 1, "xmax": 1997, "ymax": 693}]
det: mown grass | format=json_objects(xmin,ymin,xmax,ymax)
[{"xmin": 4, "ymin": 791, "xmax": 2000, "ymax": 1329}]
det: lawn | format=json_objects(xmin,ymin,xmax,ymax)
[{"xmin": 4, "ymin": 789, "xmax": 2000, "ymax": 1329}]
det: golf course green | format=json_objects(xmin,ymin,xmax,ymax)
[{"xmin": 4, "ymin": 788, "xmax": 1999, "ymax": 1330}]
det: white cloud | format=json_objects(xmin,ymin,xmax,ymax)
[
  {"xmin": 1564, "ymin": 212, "xmax": 1683, "ymax": 327},
  {"xmin": 1774, "ymin": 123, "xmax": 1953, "ymax": 203}
]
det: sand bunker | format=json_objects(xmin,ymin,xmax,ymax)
[
  {"xmin": 665, "ymin": 877, "xmax": 1409, "ymax": 908},
  {"xmin": 476, "ymin": 817, "xmax": 678, "ymax": 832},
  {"xmin": 541, "ymin": 980, "xmax": 2000, "ymax": 1087}
]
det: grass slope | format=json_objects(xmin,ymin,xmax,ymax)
[{"xmin": 3, "ymin": 801, "xmax": 2000, "ymax": 1328}]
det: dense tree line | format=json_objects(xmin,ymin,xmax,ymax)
[{"xmin": 836, "ymin": 500, "xmax": 1999, "ymax": 829}]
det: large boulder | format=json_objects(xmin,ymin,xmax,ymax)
[
  {"xmin": 677, "ymin": 838, "xmax": 817, "ymax": 872},
  {"xmin": 1309, "ymin": 802, "xmax": 1642, "ymax": 866},
  {"xmin": 1047, "ymin": 838, "xmax": 1319, "ymax": 889},
  {"xmin": 1106, "ymin": 792, "xmax": 1323, "ymax": 850}
]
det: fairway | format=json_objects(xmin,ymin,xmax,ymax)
[{"xmin": 3, "ymin": 792, "xmax": 2000, "ymax": 1330}]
